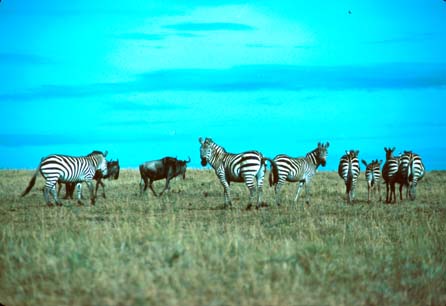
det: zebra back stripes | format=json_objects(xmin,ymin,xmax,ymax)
[
  {"xmin": 199, "ymin": 137, "xmax": 271, "ymax": 209},
  {"xmin": 361, "ymin": 159, "xmax": 382, "ymax": 203},
  {"xmin": 269, "ymin": 142, "xmax": 329, "ymax": 205},
  {"xmin": 22, "ymin": 150, "xmax": 108, "ymax": 206},
  {"xmin": 338, "ymin": 150, "xmax": 360, "ymax": 204},
  {"xmin": 397, "ymin": 151, "xmax": 425, "ymax": 200}
]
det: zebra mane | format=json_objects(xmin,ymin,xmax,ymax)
[{"xmin": 87, "ymin": 150, "xmax": 108, "ymax": 157}]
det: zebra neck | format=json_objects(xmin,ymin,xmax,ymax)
[{"xmin": 305, "ymin": 151, "xmax": 319, "ymax": 167}]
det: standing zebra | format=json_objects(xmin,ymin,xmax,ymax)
[
  {"xmin": 361, "ymin": 159, "xmax": 382, "ymax": 203},
  {"xmin": 21, "ymin": 151, "xmax": 108, "ymax": 206},
  {"xmin": 338, "ymin": 150, "xmax": 360, "ymax": 204},
  {"xmin": 199, "ymin": 137, "xmax": 271, "ymax": 209},
  {"xmin": 268, "ymin": 142, "xmax": 329, "ymax": 206},
  {"xmin": 382, "ymin": 147, "xmax": 400, "ymax": 203},
  {"xmin": 397, "ymin": 151, "xmax": 425, "ymax": 201}
]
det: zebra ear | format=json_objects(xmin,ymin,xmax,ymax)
[
  {"xmin": 361, "ymin": 160, "xmax": 368, "ymax": 167},
  {"xmin": 325, "ymin": 142, "xmax": 329, "ymax": 148},
  {"xmin": 199, "ymin": 137, "xmax": 203, "ymax": 144},
  {"xmin": 378, "ymin": 159, "xmax": 383, "ymax": 165},
  {"xmin": 104, "ymin": 150, "xmax": 108, "ymax": 157}
]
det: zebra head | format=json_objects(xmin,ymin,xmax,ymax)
[
  {"xmin": 316, "ymin": 142, "xmax": 330, "ymax": 167},
  {"xmin": 88, "ymin": 150, "xmax": 108, "ymax": 176},
  {"xmin": 199, "ymin": 137, "xmax": 213, "ymax": 166}
]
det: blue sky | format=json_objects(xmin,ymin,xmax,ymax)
[{"xmin": 1, "ymin": 0, "xmax": 445, "ymax": 170}]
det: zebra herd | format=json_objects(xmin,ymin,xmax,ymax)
[
  {"xmin": 337, "ymin": 147, "xmax": 425, "ymax": 204},
  {"xmin": 20, "ymin": 139, "xmax": 425, "ymax": 208}
]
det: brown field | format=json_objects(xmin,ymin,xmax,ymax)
[{"xmin": 1, "ymin": 169, "xmax": 445, "ymax": 306}]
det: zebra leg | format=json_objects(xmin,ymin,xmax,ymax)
[
  {"xmin": 301, "ymin": 180, "xmax": 312, "ymax": 205},
  {"xmin": 76, "ymin": 183, "xmax": 85, "ymax": 205},
  {"xmin": 367, "ymin": 182, "xmax": 371, "ymax": 203},
  {"xmin": 399, "ymin": 183, "xmax": 404, "ymax": 201},
  {"xmin": 50, "ymin": 184, "xmax": 62, "ymax": 206},
  {"xmin": 255, "ymin": 166, "xmax": 267, "ymax": 208},
  {"xmin": 378, "ymin": 182, "xmax": 382, "ymax": 202},
  {"xmin": 274, "ymin": 182, "xmax": 284, "ymax": 206},
  {"xmin": 390, "ymin": 183, "xmax": 396, "ymax": 203},
  {"xmin": 409, "ymin": 180, "xmax": 417, "ymax": 200},
  {"xmin": 294, "ymin": 181, "xmax": 304, "ymax": 203},
  {"xmin": 86, "ymin": 181, "xmax": 95, "ymax": 205},
  {"xmin": 43, "ymin": 186, "xmax": 54, "ymax": 206},
  {"xmin": 244, "ymin": 177, "xmax": 257, "ymax": 210}
]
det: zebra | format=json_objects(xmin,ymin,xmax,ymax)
[
  {"xmin": 397, "ymin": 151, "xmax": 425, "ymax": 201},
  {"xmin": 361, "ymin": 159, "xmax": 382, "ymax": 203},
  {"xmin": 21, "ymin": 150, "xmax": 108, "ymax": 206},
  {"xmin": 338, "ymin": 150, "xmax": 360, "ymax": 204},
  {"xmin": 58, "ymin": 159, "xmax": 120, "ymax": 200},
  {"xmin": 382, "ymin": 147, "xmax": 400, "ymax": 203},
  {"xmin": 198, "ymin": 137, "xmax": 272, "ymax": 209},
  {"xmin": 268, "ymin": 142, "xmax": 329, "ymax": 206}
]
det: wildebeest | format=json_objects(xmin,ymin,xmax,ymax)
[
  {"xmin": 139, "ymin": 156, "xmax": 190, "ymax": 196},
  {"xmin": 58, "ymin": 159, "xmax": 120, "ymax": 199}
]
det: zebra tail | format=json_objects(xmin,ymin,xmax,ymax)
[
  {"xmin": 263, "ymin": 158, "xmax": 278, "ymax": 187},
  {"xmin": 21, "ymin": 168, "xmax": 39, "ymax": 197}
]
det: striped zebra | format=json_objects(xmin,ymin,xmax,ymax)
[
  {"xmin": 361, "ymin": 159, "xmax": 382, "ymax": 203},
  {"xmin": 397, "ymin": 151, "xmax": 425, "ymax": 201},
  {"xmin": 382, "ymin": 147, "xmax": 400, "ymax": 203},
  {"xmin": 338, "ymin": 150, "xmax": 360, "ymax": 204},
  {"xmin": 268, "ymin": 142, "xmax": 329, "ymax": 206},
  {"xmin": 199, "ymin": 137, "xmax": 271, "ymax": 209},
  {"xmin": 21, "ymin": 151, "xmax": 108, "ymax": 206}
]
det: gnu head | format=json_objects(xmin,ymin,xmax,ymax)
[
  {"xmin": 107, "ymin": 159, "xmax": 120, "ymax": 179},
  {"xmin": 199, "ymin": 137, "xmax": 213, "ymax": 166},
  {"xmin": 316, "ymin": 142, "xmax": 330, "ymax": 167},
  {"xmin": 177, "ymin": 157, "xmax": 191, "ymax": 179}
]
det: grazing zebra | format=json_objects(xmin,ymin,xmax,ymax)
[
  {"xmin": 199, "ymin": 137, "xmax": 271, "ymax": 209},
  {"xmin": 338, "ymin": 150, "xmax": 360, "ymax": 204},
  {"xmin": 382, "ymin": 147, "xmax": 400, "ymax": 203},
  {"xmin": 58, "ymin": 159, "xmax": 120, "ymax": 199},
  {"xmin": 21, "ymin": 151, "xmax": 108, "ymax": 206},
  {"xmin": 397, "ymin": 151, "xmax": 425, "ymax": 201},
  {"xmin": 268, "ymin": 142, "xmax": 329, "ymax": 206},
  {"xmin": 361, "ymin": 159, "xmax": 382, "ymax": 203}
]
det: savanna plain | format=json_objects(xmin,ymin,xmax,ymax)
[{"xmin": 0, "ymin": 169, "xmax": 445, "ymax": 306}]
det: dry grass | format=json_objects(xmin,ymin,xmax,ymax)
[{"xmin": 1, "ymin": 169, "xmax": 445, "ymax": 306}]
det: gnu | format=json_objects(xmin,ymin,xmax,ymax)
[
  {"xmin": 21, "ymin": 151, "xmax": 108, "ymax": 206},
  {"xmin": 139, "ymin": 157, "xmax": 190, "ymax": 197}
]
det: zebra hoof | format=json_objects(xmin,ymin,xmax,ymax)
[
  {"xmin": 77, "ymin": 200, "xmax": 85, "ymax": 206},
  {"xmin": 56, "ymin": 202, "xmax": 63, "ymax": 207},
  {"xmin": 245, "ymin": 204, "xmax": 253, "ymax": 210},
  {"xmin": 47, "ymin": 203, "xmax": 54, "ymax": 207}
]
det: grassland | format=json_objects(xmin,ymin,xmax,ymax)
[{"xmin": 1, "ymin": 169, "xmax": 445, "ymax": 306}]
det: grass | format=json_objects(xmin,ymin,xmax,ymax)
[{"xmin": 0, "ymin": 169, "xmax": 445, "ymax": 305}]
